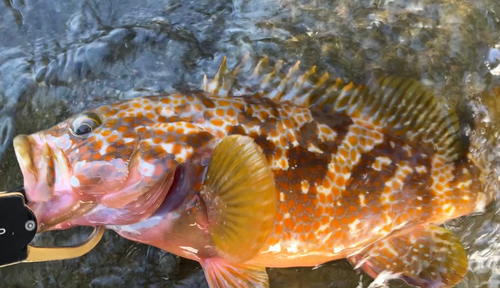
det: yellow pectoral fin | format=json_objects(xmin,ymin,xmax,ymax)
[
  {"xmin": 200, "ymin": 135, "xmax": 277, "ymax": 264},
  {"xmin": 202, "ymin": 258, "xmax": 269, "ymax": 288},
  {"xmin": 349, "ymin": 225, "xmax": 468, "ymax": 288}
]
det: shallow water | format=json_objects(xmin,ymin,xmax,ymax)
[{"xmin": 1, "ymin": 0, "xmax": 500, "ymax": 287}]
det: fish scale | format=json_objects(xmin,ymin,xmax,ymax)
[{"xmin": 11, "ymin": 56, "xmax": 493, "ymax": 288}]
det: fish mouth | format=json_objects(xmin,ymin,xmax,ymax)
[
  {"xmin": 13, "ymin": 134, "xmax": 91, "ymax": 232},
  {"xmin": 13, "ymin": 134, "xmax": 54, "ymax": 203}
]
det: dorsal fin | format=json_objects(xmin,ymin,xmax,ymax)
[{"xmin": 202, "ymin": 56, "xmax": 467, "ymax": 162}]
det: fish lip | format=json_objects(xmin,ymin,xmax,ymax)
[
  {"xmin": 13, "ymin": 134, "xmax": 57, "ymax": 203},
  {"xmin": 13, "ymin": 135, "xmax": 39, "ymax": 200}
]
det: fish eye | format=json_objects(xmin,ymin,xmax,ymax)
[{"xmin": 70, "ymin": 112, "xmax": 103, "ymax": 137}]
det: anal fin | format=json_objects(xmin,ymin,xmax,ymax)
[
  {"xmin": 348, "ymin": 225, "xmax": 468, "ymax": 288},
  {"xmin": 202, "ymin": 258, "xmax": 269, "ymax": 288}
]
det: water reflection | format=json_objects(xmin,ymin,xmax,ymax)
[{"xmin": 1, "ymin": 0, "xmax": 500, "ymax": 287}]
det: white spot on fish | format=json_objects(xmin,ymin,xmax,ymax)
[
  {"xmin": 416, "ymin": 165, "xmax": 427, "ymax": 174},
  {"xmin": 139, "ymin": 159, "xmax": 156, "ymax": 177},
  {"xmin": 70, "ymin": 176, "xmax": 80, "ymax": 187},
  {"xmin": 348, "ymin": 219, "xmax": 360, "ymax": 235},
  {"xmin": 180, "ymin": 246, "xmax": 199, "ymax": 254},
  {"xmin": 301, "ymin": 180, "xmax": 310, "ymax": 194},
  {"xmin": 267, "ymin": 243, "xmax": 282, "ymax": 253},
  {"xmin": 307, "ymin": 143, "xmax": 323, "ymax": 154},
  {"xmin": 286, "ymin": 241, "xmax": 300, "ymax": 253},
  {"xmin": 359, "ymin": 194, "xmax": 367, "ymax": 207}
]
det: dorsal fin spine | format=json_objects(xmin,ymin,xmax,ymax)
[{"xmin": 203, "ymin": 57, "xmax": 467, "ymax": 162}]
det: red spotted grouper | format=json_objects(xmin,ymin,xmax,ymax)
[{"xmin": 12, "ymin": 57, "xmax": 494, "ymax": 287}]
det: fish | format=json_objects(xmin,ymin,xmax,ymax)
[{"xmin": 11, "ymin": 55, "xmax": 495, "ymax": 288}]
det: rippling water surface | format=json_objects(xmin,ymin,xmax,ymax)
[{"xmin": 1, "ymin": 0, "xmax": 500, "ymax": 287}]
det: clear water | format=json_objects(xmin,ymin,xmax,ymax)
[{"xmin": 1, "ymin": 0, "xmax": 500, "ymax": 287}]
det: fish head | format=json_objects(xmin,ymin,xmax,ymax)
[{"xmin": 12, "ymin": 96, "xmax": 210, "ymax": 231}]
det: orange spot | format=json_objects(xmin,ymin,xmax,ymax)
[
  {"xmin": 104, "ymin": 120, "xmax": 117, "ymax": 128},
  {"xmin": 283, "ymin": 218, "xmax": 294, "ymax": 230},
  {"xmin": 144, "ymin": 105, "xmax": 153, "ymax": 110},
  {"xmin": 92, "ymin": 153, "xmax": 102, "ymax": 160},
  {"xmin": 154, "ymin": 130, "xmax": 166, "ymax": 136},
  {"xmin": 301, "ymin": 194, "xmax": 309, "ymax": 203},
  {"xmin": 334, "ymin": 164, "xmax": 341, "ymax": 173},
  {"xmin": 211, "ymin": 119, "xmax": 224, "ymax": 127},
  {"xmin": 132, "ymin": 102, "xmax": 142, "ymax": 109},
  {"xmin": 321, "ymin": 216, "xmax": 329, "ymax": 225},
  {"xmin": 335, "ymin": 176, "xmax": 345, "ymax": 187},
  {"xmin": 302, "ymin": 215, "xmax": 311, "ymax": 222},
  {"xmin": 348, "ymin": 205, "xmax": 358, "ymax": 213},
  {"xmin": 161, "ymin": 98, "xmax": 171, "ymax": 104},
  {"xmin": 392, "ymin": 181, "xmax": 402, "ymax": 191},
  {"xmin": 193, "ymin": 103, "xmax": 203, "ymax": 112},
  {"xmin": 275, "ymin": 224, "xmax": 283, "ymax": 235},
  {"xmin": 314, "ymin": 206, "xmax": 323, "ymax": 218},
  {"xmin": 106, "ymin": 146, "xmax": 117, "ymax": 154},
  {"xmin": 124, "ymin": 117, "xmax": 135, "ymax": 123},
  {"xmin": 330, "ymin": 219, "xmax": 340, "ymax": 229},
  {"xmin": 307, "ymin": 233, "xmax": 315, "ymax": 241},
  {"xmin": 305, "ymin": 206, "xmax": 313, "ymax": 214},
  {"xmin": 93, "ymin": 140, "xmax": 103, "ymax": 151},
  {"xmin": 340, "ymin": 148, "xmax": 349, "ymax": 159},
  {"xmin": 435, "ymin": 183, "xmax": 444, "ymax": 192},
  {"xmin": 319, "ymin": 193, "xmax": 326, "ymax": 202},
  {"xmin": 107, "ymin": 135, "xmax": 118, "ymax": 143},
  {"xmin": 146, "ymin": 113, "xmax": 155, "ymax": 119},
  {"xmin": 341, "ymin": 217, "xmax": 350, "ymax": 225},
  {"xmin": 103, "ymin": 155, "xmax": 114, "ymax": 161},
  {"xmin": 288, "ymin": 199, "xmax": 295, "ymax": 209},
  {"xmin": 359, "ymin": 137, "xmax": 367, "ymax": 146},
  {"xmin": 260, "ymin": 111, "xmax": 269, "ymax": 119},
  {"xmin": 115, "ymin": 139, "xmax": 125, "ymax": 146},
  {"xmin": 117, "ymin": 126, "xmax": 129, "ymax": 133},
  {"xmin": 153, "ymin": 137, "xmax": 163, "ymax": 144},
  {"xmin": 276, "ymin": 212, "xmax": 283, "ymax": 222},
  {"xmin": 295, "ymin": 224, "xmax": 304, "ymax": 233},
  {"xmin": 154, "ymin": 146, "xmax": 167, "ymax": 158},
  {"xmin": 296, "ymin": 203, "xmax": 304, "ymax": 213},
  {"xmin": 101, "ymin": 130, "xmax": 112, "ymax": 137},
  {"xmin": 348, "ymin": 135, "xmax": 358, "ymax": 146},
  {"xmin": 350, "ymin": 150, "xmax": 358, "ymax": 161},
  {"xmin": 227, "ymin": 109, "xmax": 236, "ymax": 117},
  {"xmin": 105, "ymin": 109, "xmax": 118, "ymax": 117},
  {"xmin": 215, "ymin": 109, "xmax": 225, "ymax": 117},
  {"xmin": 325, "ymin": 207, "xmax": 334, "ymax": 216},
  {"xmin": 279, "ymin": 202, "xmax": 287, "ymax": 212},
  {"xmin": 335, "ymin": 206, "xmax": 345, "ymax": 217},
  {"xmin": 312, "ymin": 221, "xmax": 320, "ymax": 231}
]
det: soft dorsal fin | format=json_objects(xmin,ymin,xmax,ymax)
[{"xmin": 202, "ymin": 56, "xmax": 466, "ymax": 162}]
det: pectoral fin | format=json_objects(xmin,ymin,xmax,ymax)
[
  {"xmin": 202, "ymin": 258, "xmax": 268, "ymax": 288},
  {"xmin": 200, "ymin": 135, "xmax": 277, "ymax": 264},
  {"xmin": 348, "ymin": 225, "xmax": 468, "ymax": 288}
]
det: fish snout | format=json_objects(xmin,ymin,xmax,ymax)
[{"xmin": 13, "ymin": 134, "xmax": 56, "ymax": 203}]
